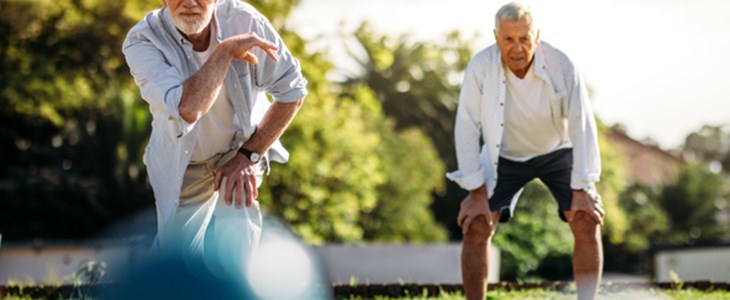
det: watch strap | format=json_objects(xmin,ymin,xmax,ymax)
[{"xmin": 238, "ymin": 147, "xmax": 259, "ymax": 162}]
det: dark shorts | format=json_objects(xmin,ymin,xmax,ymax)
[{"xmin": 490, "ymin": 148, "xmax": 573, "ymax": 223}]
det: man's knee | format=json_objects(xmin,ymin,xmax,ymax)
[
  {"xmin": 568, "ymin": 211, "xmax": 600, "ymax": 241},
  {"xmin": 463, "ymin": 216, "xmax": 495, "ymax": 246}
]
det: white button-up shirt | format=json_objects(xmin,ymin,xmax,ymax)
[
  {"xmin": 122, "ymin": 0, "xmax": 307, "ymax": 237},
  {"xmin": 447, "ymin": 41, "xmax": 600, "ymax": 197}
]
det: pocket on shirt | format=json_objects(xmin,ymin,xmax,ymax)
[{"xmin": 550, "ymin": 89, "xmax": 568, "ymax": 118}]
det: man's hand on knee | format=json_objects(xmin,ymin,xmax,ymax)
[
  {"xmin": 214, "ymin": 153, "xmax": 259, "ymax": 208},
  {"xmin": 565, "ymin": 190, "xmax": 605, "ymax": 225},
  {"xmin": 457, "ymin": 185, "xmax": 492, "ymax": 235}
]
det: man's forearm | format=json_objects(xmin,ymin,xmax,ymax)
[
  {"xmin": 241, "ymin": 98, "xmax": 304, "ymax": 154},
  {"xmin": 178, "ymin": 42, "xmax": 234, "ymax": 124}
]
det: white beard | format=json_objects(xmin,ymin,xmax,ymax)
[{"xmin": 171, "ymin": 7, "xmax": 214, "ymax": 35}]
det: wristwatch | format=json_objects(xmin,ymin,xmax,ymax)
[{"xmin": 238, "ymin": 147, "xmax": 261, "ymax": 163}]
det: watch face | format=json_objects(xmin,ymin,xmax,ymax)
[{"xmin": 250, "ymin": 152, "xmax": 261, "ymax": 163}]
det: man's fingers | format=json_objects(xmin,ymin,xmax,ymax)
[
  {"xmin": 251, "ymin": 173, "xmax": 258, "ymax": 199},
  {"xmin": 592, "ymin": 210, "xmax": 604, "ymax": 226},
  {"xmin": 225, "ymin": 176, "xmax": 235, "ymax": 206},
  {"xmin": 242, "ymin": 52, "xmax": 259, "ymax": 64},
  {"xmin": 245, "ymin": 179, "xmax": 254, "ymax": 207},
  {"xmin": 457, "ymin": 210, "xmax": 465, "ymax": 227},
  {"xmin": 482, "ymin": 212, "xmax": 492, "ymax": 227},
  {"xmin": 213, "ymin": 169, "xmax": 223, "ymax": 191},
  {"xmin": 236, "ymin": 177, "xmax": 244, "ymax": 209},
  {"xmin": 596, "ymin": 204, "xmax": 606, "ymax": 218},
  {"xmin": 263, "ymin": 47, "xmax": 279, "ymax": 61},
  {"xmin": 462, "ymin": 215, "xmax": 474, "ymax": 235}
]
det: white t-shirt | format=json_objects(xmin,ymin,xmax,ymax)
[
  {"xmin": 500, "ymin": 63, "xmax": 570, "ymax": 161},
  {"xmin": 190, "ymin": 25, "xmax": 239, "ymax": 163}
]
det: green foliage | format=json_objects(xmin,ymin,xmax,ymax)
[
  {"xmin": 658, "ymin": 161, "xmax": 730, "ymax": 243},
  {"xmin": 253, "ymin": 8, "xmax": 448, "ymax": 244},
  {"xmin": 258, "ymin": 84, "xmax": 387, "ymax": 243},
  {"xmin": 0, "ymin": 0, "xmax": 153, "ymax": 238},
  {"xmin": 595, "ymin": 121, "xmax": 630, "ymax": 245},
  {"xmin": 343, "ymin": 22, "xmax": 477, "ymax": 239},
  {"xmin": 618, "ymin": 184, "xmax": 671, "ymax": 250},
  {"xmin": 361, "ymin": 124, "xmax": 448, "ymax": 242},
  {"xmin": 259, "ymin": 68, "xmax": 448, "ymax": 243},
  {"xmin": 248, "ymin": 0, "xmax": 300, "ymax": 28},
  {"xmin": 683, "ymin": 124, "xmax": 730, "ymax": 173},
  {"xmin": 344, "ymin": 22, "xmax": 474, "ymax": 170}
]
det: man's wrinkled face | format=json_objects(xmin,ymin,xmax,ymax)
[
  {"xmin": 494, "ymin": 17, "xmax": 539, "ymax": 76},
  {"xmin": 164, "ymin": 0, "xmax": 217, "ymax": 36}
]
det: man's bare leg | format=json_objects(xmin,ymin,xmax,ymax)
[
  {"xmin": 569, "ymin": 211, "xmax": 603, "ymax": 300},
  {"xmin": 461, "ymin": 212, "xmax": 500, "ymax": 300}
]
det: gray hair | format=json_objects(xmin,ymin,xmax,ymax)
[{"xmin": 494, "ymin": 2, "xmax": 536, "ymax": 31}]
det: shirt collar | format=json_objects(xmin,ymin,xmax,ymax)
[{"xmin": 533, "ymin": 41, "xmax": 550, "ymax": 82}]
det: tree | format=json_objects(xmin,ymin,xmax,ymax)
[
  {"xmin": 257, "ymin": 43, "xmax": 449, "ymax": 242},
  {"xmin": 343, "ymin": 22, "xmax": 473, "ymax": 170},
  {"xmin": 683, "ymin": 125, "xmax": 730, "ymax": 174},
  {"xmin": 342, "ymin": 22, "xmax": 478, "ymax": 239},
  {"xmin": 0, "ymin": 0, "xmax": 155, "ymax": 239},
  {"xmin": 658, "ymin": 161, "xmax": 730, "ymax": 244},
  {"xmin": 604, "ymin": 183, "xmax": 671, "ymax": 273}
]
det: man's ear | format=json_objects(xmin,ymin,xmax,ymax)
[
  {"xmin": 535, "ymin": 30, "xmax": 541, "ymax": 43},
  {"xmin": 493, "ymin": 29, "xmax": 498, "ymax": 41}
]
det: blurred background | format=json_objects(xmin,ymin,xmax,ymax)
[{"xmin": 1, "ymin": 0, "xmax": 729, "ymax": 286}]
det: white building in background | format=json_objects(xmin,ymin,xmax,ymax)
[
  {"xmin": 0, "ymin": 240, "xmax": 498, "ymax": 285},
  {"xmin": 654, "ymin": 245, "xmax": 730, "ymax": 282},
  {"xmin": 0, "ymin": 239, "xmax": 150, "ymax": 284},
  {"xmin": 316, "ymin": 243, "xmax": 499, "ymax": 284},
  {"xmin": 0, "ymin": 211, "xmax": 497, "ymax": 285}
]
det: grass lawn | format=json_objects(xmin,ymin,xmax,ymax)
[
  {"xmin": 358, "ymin": 288, "xmax": 730, "ymax": 300},
  {"xmin": 2, "ymin": 285, "xmax": 729, "ymax": 299}
]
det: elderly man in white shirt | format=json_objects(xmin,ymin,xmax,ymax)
[
  {"xmin": 122, "ymin": 0, "xmax": 307, "ymax": 270},
  {"xmin": 447, "ymin": 2, "xmax": 604, "ymax": 299}
]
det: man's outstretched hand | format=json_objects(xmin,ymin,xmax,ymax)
[{"xmin": 224, "ymin": 32, "xmax": 279, "ymax": 65}]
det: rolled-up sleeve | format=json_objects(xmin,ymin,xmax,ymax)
[
  {"xmin": 446, "ymin": 60, "xmax": 486, "ymax": 191},
  {"xmin": 122, "ymin": 29, "xmax": 196, "ymax": 138},
  {"xmin": 566, "ymin": 66, "xmax": 601, "ymax": 191},
  {"xmin": 250, "ymin": 16, "xmax": 308, "ymax": 103}
]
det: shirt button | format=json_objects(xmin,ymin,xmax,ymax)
[
  {"xmin": 500, "ymin": 123, "xmax": 504, "ymax": 127},
  {"xmin": 184, "ymin": 150, "xmax": 189, "ymax": 154},
  {"xmin": 500, "ymin": 103, "xmax": 504, "ymax": 106},
  {"xmin": 496, "ymin": 144, "xmax": 500, "ymax": 148}
]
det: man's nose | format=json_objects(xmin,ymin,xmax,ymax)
[
  {"xmin": 514, "ymin": 42, "xmax": 524, "ymax": 52},
  {"xmin": 181, "ymin": 0, "xmax": 198, "ymax": 7}
]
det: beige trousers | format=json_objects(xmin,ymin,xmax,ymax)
[{"xmin": 159, "ymin": 149, "xmax": 265, "ymax": 278}]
